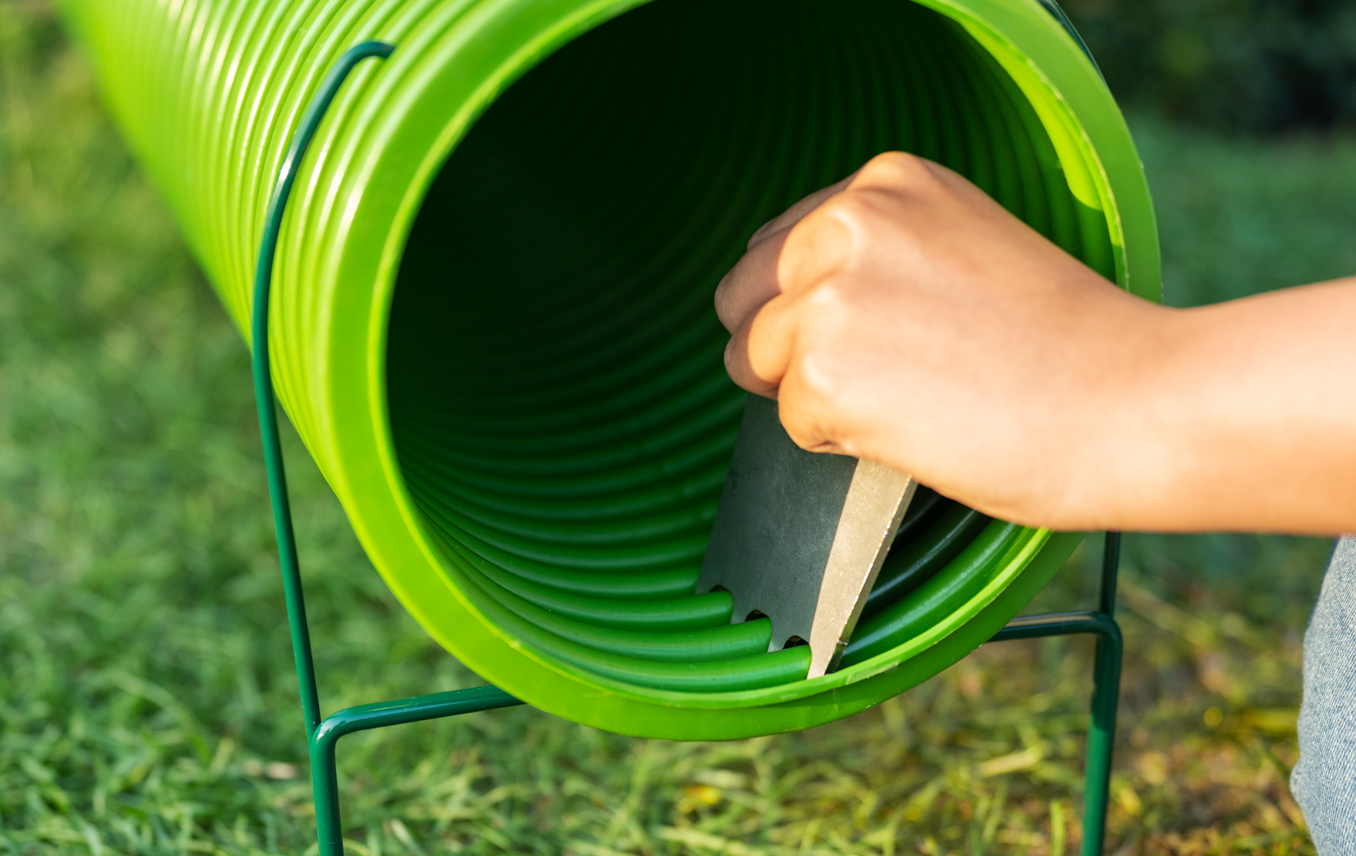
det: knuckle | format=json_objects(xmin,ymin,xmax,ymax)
[
  {"xmin": 785, "ymin": 311, "xmax": 851, "ymax": 403},
  {"xmin": 817, "ymin": 192, "xmax": 863, "ymax": 225},
  {"xmin": 782, "ymin": 277, "xmax": 858, "ymax": 350},
  {"xmin": 857, "ymin": 151, "xmax": 933, "ymax": 186},
  {"xmin": 777, "ymin": 370, "xmax": 847, "ymax": 455},
  {"xmin": 794, "ymin": 347, "xmax": 847, "ymax": 407},
  {"xmin": 797, "ymin": 209, "xmax": 880, "ymax": 284},
  {"xmin": 812, "ymin": 194, "xmax": 880, "ymax": 252},
  {"xmin": 776, "ymin": 398, "xmax": 825, "ymax": 452},
  {"xmin": 801, "ymin": 277, "xmax": 854, "ymax": 321},
  {"xmin": 780, "ymin": 213, "xmax": 849, "ymax": 282}
]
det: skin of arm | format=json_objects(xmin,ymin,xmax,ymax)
[{"xmin": 715, "ymin": 151, "xmax": 1356, "ymax": 535}]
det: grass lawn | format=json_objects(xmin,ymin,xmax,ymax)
[{"xmin": 3, "ymin": 4, "xmax": 1355, "ymax": 855}]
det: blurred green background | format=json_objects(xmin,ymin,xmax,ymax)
[
  {"xmin": 1062, "ymin": 0, "xmax": 1356, "ymax": 133},
  {"xmin": 1, "ymin": 1, "xmax": 1354, "ymax": 854}
]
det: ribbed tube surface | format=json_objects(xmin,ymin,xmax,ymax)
[{"xmin": 61, "ymin": 0, "xmax": 1159, "ymax": 738}]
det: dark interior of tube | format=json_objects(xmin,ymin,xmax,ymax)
[{"xmin": 386, "ymin": 0, "xmax": 1102, "ymax": 692}]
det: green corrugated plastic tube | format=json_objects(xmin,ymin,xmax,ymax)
[{"xmin": 60, "ymin": 0, "xmax": 1159, "ymax": 739}]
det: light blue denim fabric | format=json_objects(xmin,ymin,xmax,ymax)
[{"xmin": 1293, "ymin": 536, "xmax": 1356, "ymax": 854}]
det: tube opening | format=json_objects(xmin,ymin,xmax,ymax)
[{"xmin": 385, "ymin": 0, "xmax": 1088, "ymax": 693}]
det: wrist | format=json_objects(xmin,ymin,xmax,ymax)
[{"xmin": 1049, "ymin": 292, "xmax": 1188, "ymax": 531}]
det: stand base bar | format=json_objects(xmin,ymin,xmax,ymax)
[
  {"xmin": 310, "ymin": 685, "xmax": 523, "ymax": 856},
  {"xmin": 315, "ymin": 684, "xmax": 523, "ymax": 745}
]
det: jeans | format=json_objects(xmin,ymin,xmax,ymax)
[{"xmin": 1293, "ymin": 536, "xmax": 1356, "ymax": 854}]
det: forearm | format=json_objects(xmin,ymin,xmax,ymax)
[{"xmin": 1084, "ymin": 276, "xmax": 1356, "ymax": 535}]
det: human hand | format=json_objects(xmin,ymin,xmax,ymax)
[{"xmin": 715, "ymin": 152, "xmax": 1171, "ymax": 530}]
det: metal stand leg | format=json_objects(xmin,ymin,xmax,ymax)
[
  {"xmin": 1084, "ymin": 533, "xmax": 1122, "ymax": 854},
  {"xmin": 251, "ymin": 41, "xmax": 523, "ymax": 856},
  {"xmin": 990, "ymin": 532, "xmax": 1123, "ymax": 856}
]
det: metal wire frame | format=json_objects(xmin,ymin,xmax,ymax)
[{"xmin": 250, "ymin": 41, "xmax": 1123, "ymax": 856}]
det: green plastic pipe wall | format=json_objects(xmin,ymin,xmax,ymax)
[{"xmin": 61, "ymin": 0, "xmax": 1159, "ymax": 740}]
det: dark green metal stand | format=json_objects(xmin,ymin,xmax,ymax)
[
  {"xmin": 250, "ymin": 42, "xmax": 523, "ymax": 856},
  {"xmin": 251, "ymin": 41, "xmax": 1122, "ymax": 856},
  {"xmin": 990, "ymin": 533, "xmax": 1123, "ymax": 856}
]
